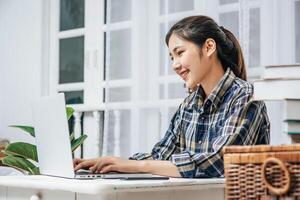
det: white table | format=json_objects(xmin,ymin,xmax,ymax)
[{"xmin": 0, "ymin": 175, "xmax": 225, "ymax": 200}]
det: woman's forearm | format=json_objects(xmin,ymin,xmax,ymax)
[{"xmin": 137, "ymin": 160, "xmax": 181, "ymax": 177}]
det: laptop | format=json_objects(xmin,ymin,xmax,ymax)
[{"xmin": 31, "ymin": 93, "xmax": 168, "ymax": 180}]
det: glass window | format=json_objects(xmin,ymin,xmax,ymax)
[
  {"xmin": 159, "ymin": 21, "xmax": 176, "ymax": 76},
  {"xmin": 105, "ymin": 29, "xmax": 131, "ymax": 80},
  {"xmin": 105, "ymin": 0, "xmax": 131, "ymax": 23},
  {"xmin": 168, "ymin": 83, "xmax": 186, "ymax": 99},
  {"xmin": 219, "ymin": 11, "xmax": 239, "ymax": 39},
  {"xmin": 159, "ymin": 83, "xmax": 187, "ymax": 100},
  {"xmin": 168, "ymin": 107, "xmax": 178, "ymax": 122},
  {"xmin": 160, "ymin": 0, "xmax": 194, "ymax": 15},
  {"xmin": 159, "ymin": 23, "xmax": 168, "ymax": 76},
  {"xmin": 159, "ymin": 23, "xmax": 166, "ymax": 76},
  {"xmin": 295, "ymin": 1, "xmax": 300, "ymax": 63},
  {"xmin": 249, "ymin": 8, "xmax": 260, "ymax": 68},
  {"xmin": 59, "ymin": 36, "xmax": 84, "ymax": 84},
  {"xmin": 64, "ymin": 91, "xmax": 84, "ymax": 104},
  {"xmin": 106, "ymin": 87, "xmax": 131, "ymax": 102},
  {"xmin": 159, "ymin": 84, "xmax": 165, "ymax": 99},
  {"xmin": 138, "ymin": 108, "xmax": 161, "ymax": 151},
  {"xmin": 60, "ymin": 0, "xmax": 84, "ymax": 31}
]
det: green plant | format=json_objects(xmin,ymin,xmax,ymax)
[{"xmin": 0, "ymin": 107, "xmax": 87, "ymax": 175}]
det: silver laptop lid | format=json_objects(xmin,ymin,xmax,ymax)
[{"xmin": 32, "ymin": 93, "xmax": 75, "ymax": 178}]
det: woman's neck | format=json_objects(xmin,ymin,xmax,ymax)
[{"xmin": 201, "ymin": 60, "xmax": 225, "ymax": 100}]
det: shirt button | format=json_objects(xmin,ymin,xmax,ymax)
[
  {"xmin": 198, "ymin": 141, "xmax": 202, "ymax": 144},
  {"xmin": 201, "ymin": 116, "xmax": 205, "ymax": 120}
]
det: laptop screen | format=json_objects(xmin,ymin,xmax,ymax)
[{"xmin": 32, "ymin": 93, "xmax": 75, "ymax": 178}]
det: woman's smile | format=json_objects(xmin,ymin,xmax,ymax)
[{"xmin": 179, "ymin": 69, "xmax": 190, "ymax": 80}]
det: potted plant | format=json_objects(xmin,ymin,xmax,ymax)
[{"xmin": 0, "ymin": 107, "xmax": 87, "ymax": 175}]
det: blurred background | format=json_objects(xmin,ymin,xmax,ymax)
[{"xmin": 0, "ymin": 0, "xmax": 299, "ymax": 158}]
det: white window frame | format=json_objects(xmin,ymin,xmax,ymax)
[{"xmin": 49, "ymin": 0, "xmax": 103, "ymax": 106}]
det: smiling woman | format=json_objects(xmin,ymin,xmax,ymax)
[{"xmin": 74, "ymin": 15, "xmax": 270, "ymax": 178}]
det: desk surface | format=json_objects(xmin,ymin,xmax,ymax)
[{"xmin": 0, "ymin": 175, "xmax": 225, "ymax": 194}]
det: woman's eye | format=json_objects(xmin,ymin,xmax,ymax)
[{"xmin": 177, "ymin": 51, "xmax": 184, "ymax": 56}]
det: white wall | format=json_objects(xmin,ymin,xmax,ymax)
[{"xmin": 0, "ymin": 0, "xmax": 44, "ymax": 143}]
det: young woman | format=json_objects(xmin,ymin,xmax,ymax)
[{"xmin": 74, "ymin": 15, "xmax": 270, "ymax": 178}]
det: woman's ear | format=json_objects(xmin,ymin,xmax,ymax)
[{"xmin": 203, "ymin": 38, "xmax": 216, "ymax": 57}]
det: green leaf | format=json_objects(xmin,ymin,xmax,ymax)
[
  {"xmin": 71, "ymin": 134, "xmax": 87, "ymax": 152},
  {"xmin": 69, "ymin": 132, "xmax": 75, "ymax": 142},
  {"xmin": 1, "ymin": 149, "xmax": 14, "ymax": 156},
  {"xmin": 66, "ymin": 107, "xmax": 74, "ymax": 120},
  {"xmin": 9, "ymin": 125, "xmax": 35, "ymax": 137},
  {"xmin": 2, "ymin": 155, "xmax": 39, "ymax": 175},
  {"xmin": 4, "ymin": 142, "xmax": 38, "ymax": 162}
]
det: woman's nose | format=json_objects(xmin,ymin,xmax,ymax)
[{"xmin": 172, "ymin": 60, "xmax": 181, "ymax": 71}]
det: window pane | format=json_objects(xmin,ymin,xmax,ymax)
[
  {"xmin": 59, "ymin": 36, "xmax": 84, "ymax": 84},
  {"xmin": 219, "ymin": 11, "xmax": 239, "ymax": 39},
  {"xmin": 168, "ymin": 83, "xmax": 186, "ymax": 99},
  {"xmin": 105, "ymin": 29, "xmax": 131, "ymax": 80},
  {"xmin": 60, "ymin": 0, "xmax": 84, "ymax": 31},
  {"xmin": 168, "ymin": 107, "xmax": 178, "ymax": 122},
  {"xmin": 249, "ymin": 8, "xmax": 260, "ymax": 68},
  {"xmin": 106, "ymin": 110, "xmax": 131, "ymax": 157},
  {"xmin": 159, "ymin": 22, "xmax": 176, "ymax": 76},
  {"xmin": 159, "ymin": 23, "xmax": 167, "ymax": 76},
  {"xmin": 160, "ymin": 83, "xmax": 186, "ymax": 99},
  {"xmin": 159, "ymin": 84, "xmax": 165, "ymax": 99},
  {"xmin": 64, "ymin": 91, "xmax": 84, "ymax": 104},
  {"xmin": 139, "ymin": 108, "xmax": 160, "ymax": 152},
  {"xmin": 296, "ymin": 1, "xmax": 300, "ymax": 62},
  {"xmin": 106, "ymin": 87, "xmax": 131, "ymax": 102},
  {"xmin": 160, "ymin": 0, "xmax": 194, "ymax": 15},
  {"xmin": 219, "ymin": 0, "xmax": 238, "ymax": 5},
  {"xmin": 105, "ymin": 0, "xmax": 131, "ymax": 23}
]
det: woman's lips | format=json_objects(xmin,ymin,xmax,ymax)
[{"xmin": 180, "ymin": 70, "xmax": 189, "ymax": 80}]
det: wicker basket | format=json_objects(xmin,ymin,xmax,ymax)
[{"xmin": 223, "ymin": 145, "xmax": 300, "ymax": 199}]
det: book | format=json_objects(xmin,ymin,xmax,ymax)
[
  {"xmin": 283, "ymin": 120, "xmax": 300, "ymax": 134},
  {"xmin": 253, "ymin": 78, "xmax": 300, "ymax": 100},
  {"xmin": 263, "ymin": 64, "xmax": 300, "ymax": 79},
  {"xmin": 283, "ymin": 101, "xmax": 300, "ymax": 120}
]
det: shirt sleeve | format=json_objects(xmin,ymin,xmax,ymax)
[
  {"xmin": 129, "ymin": 105, "xmax": 182, "ymax": 161},
  {"xmin": 170, "ymin": 94, "xmax": 270, "ymax": 178}
]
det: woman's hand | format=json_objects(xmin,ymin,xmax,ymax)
[
  {"xmin": 74, "ymin": 157, "xmax": 181, "ymax": 177},
  {"xmin": 73, "ymin": 156, "xmax": 144, "ymax": 174}
]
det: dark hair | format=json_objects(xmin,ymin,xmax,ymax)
[{"xmin": 165, "ymin": 15, "xmax": 247, "ymax": 81}]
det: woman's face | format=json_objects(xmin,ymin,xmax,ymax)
[{"xmin": 168, "ymin": 33, "xmax": 212, "ymax": 90}]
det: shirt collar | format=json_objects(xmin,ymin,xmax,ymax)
[{"xmin": 188, "ymin": 68, "xmax": 236, "ymax": 111}]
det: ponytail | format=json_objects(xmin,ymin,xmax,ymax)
[{"xmin": 218, "ymin": 26, "xmax": 247, "ymax": 80}]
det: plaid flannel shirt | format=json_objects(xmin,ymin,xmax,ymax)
[{"xmin": 130, "ymin": 68, "xmax": 270, "ymax": 178}]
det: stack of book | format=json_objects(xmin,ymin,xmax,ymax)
[
  {"xmin": 254, "ymin": 64, "xmax": 300, "ymax": 100},
  {"xmin": 253, "ymin": 64, "xmax": 300, "ymax": 144}
]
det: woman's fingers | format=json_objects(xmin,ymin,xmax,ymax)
[
  {"xmin": 99, "ymin": 165, "xmax": 115, "ymax": 174},
  {"xmin": 96, "ymin": 157, "xmax": 115, "ymax": 172},
  {"xmin": 74, "ymin": 159, "xmax": 96, "ymax": 171},
  {"xmin": 73, "ymin": 158, "xmax": 83, "ymax": 167},
  {"xmin": 89, "ymin": 164, "xmax": 98, "ymax": 173},
  {"xmin": 73, "ymin": 157, "xmax": 122, "ymax": 173}
]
